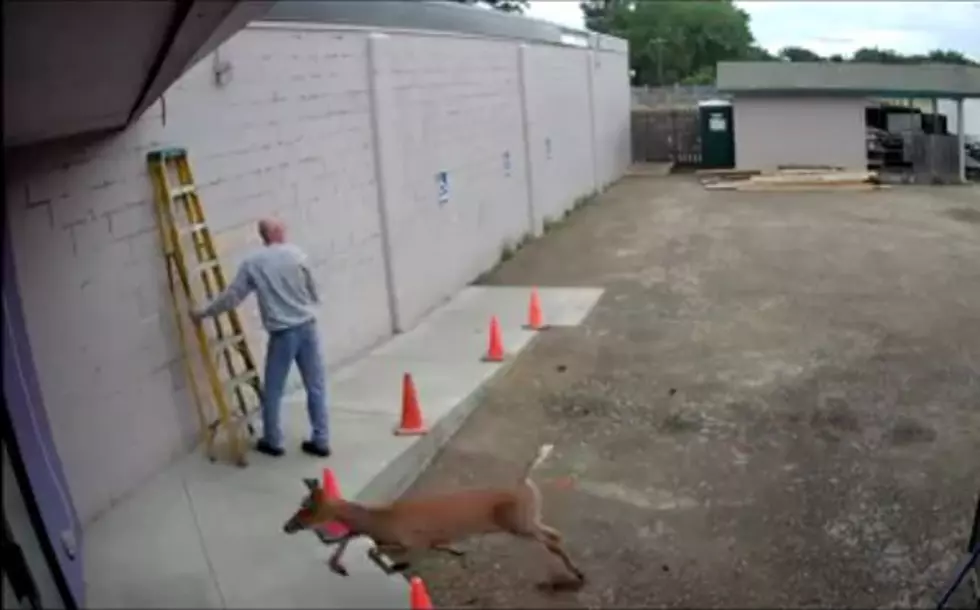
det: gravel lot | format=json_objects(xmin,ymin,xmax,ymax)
[{"xmin": 405, "ymin": 175, "xmax": 980, "ymax": 609}]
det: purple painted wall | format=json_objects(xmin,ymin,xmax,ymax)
[{"xmin": 2, "ymin": 217, "xmax": 84, "ymax": 605}]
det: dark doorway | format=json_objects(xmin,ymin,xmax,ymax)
[{"xmin": 1, "ymin": 395, "xmax": 76, "ymax": 609}]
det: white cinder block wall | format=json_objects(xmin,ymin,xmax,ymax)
[
  {"xmin": 592, "ymin": 46, "xmax": 632, "ymax": 188},
  {"xmin": 522, "ymin": 44, "xmax": 593, "ymax": 233},
  {"xmin": 733, "ymin": 96, "xmax": 868, "ymax": 171},
  {"xmin": 3, "ymin": 23, "xmax": 630, "ymax": 524},
  {"xmin": 378, "ymin": 33, "xmax": 531, "ymax": 329}
]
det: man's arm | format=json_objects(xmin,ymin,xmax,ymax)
[
  {"xmin": 303, "ymin": 264, "xmax": 320, "ymax": 305},
  {"xmin": 192, "ymin": 262, "xmax": 254, "ymax": 321}
]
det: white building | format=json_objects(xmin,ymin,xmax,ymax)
[{"xmin": 716, "ymin": 61, "xmax": 980, "ymax": 176}]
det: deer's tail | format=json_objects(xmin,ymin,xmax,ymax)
[{"xmin": 521, "ymin": 443, "xmax": 554, "ymax": 482}]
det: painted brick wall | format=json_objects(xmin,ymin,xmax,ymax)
[
  {"xmin": 3, "ymin": 28, "xmax": 389, "ymax": 523},
  {"xmin": 378, "ymin": 32, "xmax": 530, "ymax": 329},
  {"xmin": 4, "ymin": 23, "xmax": 630, "ymax": 524},
  {"xmin": 592, "ymin": 49, "xmax": 632, "ymax": 189},
  {"xmin": 522, "ymin": 44, "xmax": 594, "ymax": 232}
]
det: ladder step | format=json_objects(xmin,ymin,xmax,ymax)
[
  {"xmin": 146, "ymin": 147, "xmax": 187, "ymax": 163},
  {"xmin": 171, "ymin": 185, "xmax": 196, "ymax": 199},
  {"xmin": 178, "ymin": 223, "xmax": 208, "ymax": 236},
  {"xmin": 225, "ymin": 371, "xmax": 259, "ymax": 392},
  {"xmin": 211, "ymin": 334, "xmax": 245, "ymax": 355},
  {"xmin": 208, "ymin": 406, "xmax": 259, "ymax": 432},
  {"xmin": 193, "ymin": 260, "xmax": 220, "ymax": 275}
]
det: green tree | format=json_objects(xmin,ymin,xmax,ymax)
[
  {"xmin": 579, "ymin": 2, "xmax": 977, "ymax": 85},
  {"xmin": 680, "ymin": 64, "xmax": 717, "ymax": 85},
  {"xmin": 452, "ymin": 0, "xmax": 529, "ymax": 13},
  {"xmin": 581, "ymin": 0, "xmax": 757, "ymax": 86},
  {"xmin": 923, "ymin": 49, "xmax": 976, "ymax": 65},
  {"xmin": 581, "ymin": 0, "xmax": 633, "ymax": 33},
  {"xmin": 746, "ymin": 44, "xmax": 777, "ymax": 61},
  {"xmin": 778, "ymin": 46, "xmax": 823, "ymax": 62},
  {"xmin": 850, "ymin": 46, "xmax": 977, "ymax": 65},
  {"xmin": 851, "ymin": 47, "xmax": 908, "ymax": 64}
]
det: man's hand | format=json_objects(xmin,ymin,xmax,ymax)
[{"xmin": 189, "ymin": 307, "xmax": 207, "ymax": 323}]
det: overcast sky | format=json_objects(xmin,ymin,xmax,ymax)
[{"xmin": 524, "ymin": 1, "xmax": 980, "ymax": 60}]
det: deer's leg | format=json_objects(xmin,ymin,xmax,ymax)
[
  {"xmin": 315, "ymin": 528, "xmax": 356, "ymax": 546},
  {"xmin": 326, "ymin": 535, "xmax": 355, "ymax": 577},
  {"xmin": 431, "ymin": 543, "xmax": 466, "ymax": 557},
  {"xmin": 368, "ymin": 543, "xmax": 412, "ymax": 575},
  {"xmin": 534, "ymin": 524, "xmax": 586, "ymax": 590}
]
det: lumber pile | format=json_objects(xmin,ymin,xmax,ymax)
[{"xmin": 698, "ymin": 167, "xmax": 885, "ymax": 192}]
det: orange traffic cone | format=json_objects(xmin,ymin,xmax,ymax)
[
  {"xmin": 409, "ymin": 576, "xmax": 434, "ymax": 609},
  {"xmin": 316, "ymin": 468, "xmax": 349, "ymax": 538},
  {"xmin": 481, "ymin": 316, "xmax": 505, "ymax": 362},
  {"xmin": 523, "ymin": 287, "xmax": 547, "ymax": 331},
  {"xmin": 394, "ymin": 373, "xmax": 427, "ymax": 436}
]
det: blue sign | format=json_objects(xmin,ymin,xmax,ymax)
[{"xmin": 436, "ymin": 171, "xmax": 449, "ymax": 206}]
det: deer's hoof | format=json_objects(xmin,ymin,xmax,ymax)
[
  {"xmin": 535, "ymin": 581, "xmax": 559, "ymax": 593},
  {"xmin": 536, "ymin": 576, "xmax": 585, "ymax": 593}
]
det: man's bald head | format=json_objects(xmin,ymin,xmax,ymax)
[{"xmin": 257, "ymin": 218, "xmax": 286, "ymax": 245}]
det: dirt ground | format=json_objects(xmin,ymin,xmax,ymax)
[{"xmin": 404, "ymin": 174, "xmax": 980, "ymax": 608}]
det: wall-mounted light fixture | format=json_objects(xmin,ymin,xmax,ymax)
[{"xmin": 213, "ymin": 48, "xmax": 233, "ymax": 87}]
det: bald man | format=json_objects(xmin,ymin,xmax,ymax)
[{"xmin": 191, "ymin": 219, "xmax": 330, "ymax": 458}]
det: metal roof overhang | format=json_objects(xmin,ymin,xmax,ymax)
[
  {"xmin": 3, "ymin": 0, "xmax": 275, "ymax": 150},
  {"xmin": 716, "ymin": 61, "xmax": 980, "ymax": 99}
]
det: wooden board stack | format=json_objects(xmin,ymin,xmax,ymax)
[{"xmin": 698, "ymin": 166, "xmax": 885, "ymax": 192}]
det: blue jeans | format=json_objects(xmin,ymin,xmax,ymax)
[{"xmin": 261, "ymin": 320, "xmax": 328, "ymax": 450}]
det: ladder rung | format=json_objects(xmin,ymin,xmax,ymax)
[
  {"xmin": 208, "ymin": 409, "xmax": 257, "ymax": 431},
  {"xmin": 179, "ymin": 223, "xmax": 208, "ymax": 236},
  {"xmin": 225, "ymin": 371, "xmax": 259, "ymax": 392},
  {"xmin": 147, "ymin": 147, "xmax": 187, "ymax": 163},
  {"xmin": 211, "ymin": 334, "xmax": 245, "ymax": 355},
  {"xmin": 193, "ymin": 260, "xmax": 220, "ymax": 275},
  {"xmin": 171, "ymin": 185, "xmax": 196, "ymax": 199}
]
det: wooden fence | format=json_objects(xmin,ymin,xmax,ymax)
[
  {"xmin": 631, "ymin": 108, "xmax": 701, "ymax": 166},
  {"xmin": 908, "ymin": 133, "xmax": 963, "ymax": 183}
]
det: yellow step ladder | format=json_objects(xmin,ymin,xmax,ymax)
[{"xmin": 146, "ymin": 147, "xmax": 262, "ymax": 468}]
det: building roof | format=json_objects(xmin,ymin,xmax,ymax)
[
  {"xmin": 716, "ymin": 61, "xmax": 980, "ymax": 99},
  {"xmin": 262, "ymin": 0, "xmax": 627, "ymax": 53}
]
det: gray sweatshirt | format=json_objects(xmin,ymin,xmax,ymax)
[{"xmin": 199, "ymin": 243, "xmax": 320, "ymax": 332}]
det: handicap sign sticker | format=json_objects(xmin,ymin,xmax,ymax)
[{"xmin": 437, "ymin": 171, "xmax": 449, "ymax": 206}]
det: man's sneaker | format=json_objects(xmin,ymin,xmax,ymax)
[
  {"xmin": 301, "ymin": 441, "xmax": 331, "ymax": 458},
  {"xmin": 255, "ymin": 439, "xmax": 285, "ymax": 457}
]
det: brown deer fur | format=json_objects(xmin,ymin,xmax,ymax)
[{"xmin": 282, "ymin": 444, "xmax": 584, "ymax": 590}]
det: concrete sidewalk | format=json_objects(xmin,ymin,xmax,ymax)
[{"xmin": 82, "ymin": 285, "xmax": 603, "ymax": 609}]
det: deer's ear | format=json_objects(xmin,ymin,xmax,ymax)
[{"xmin": 303, "ymin": 477, "xmax": 319, "ymax": 491}]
